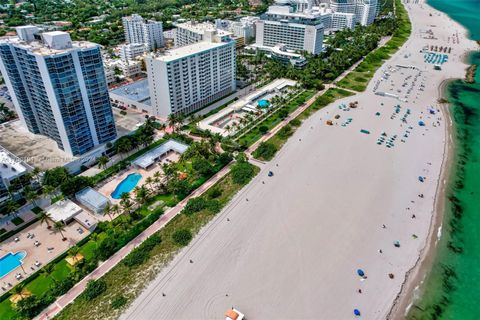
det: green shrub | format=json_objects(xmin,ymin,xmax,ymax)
[
  {"xmin": 183, "ymin": 197, "xmax": 208, "ymax": 215},
  {"xmin": 49, "ymin": 277, "xmax": 75, "ymax": 297},
  {"xmin": 111, "ymin": 295, "xmax": 128, "ymax": 309},
  {"xmin": 206, "ymin": 200, "xmax": 221, "ymax": 214},
  {"xmin": 31, "ymin": 206, "xmax": 43, "ymax": 214},
  {"xmin": 172, "ymin": 229, "xmax": 192, "ymax": 246},
  {"xmin": 207, "ymin": 187, "xmax": 222, "ymax": 199},
  {"xmin": 290, "ymin": 119, "xmax": 301, "ymax": 127},
  {"xmin": 230, "ymin": 162, "xmax": 255, "ymax": 185},
  {"xmin": 253, "ymin": 142, "xmax": 278, "ymax": 161},
  {"xmin": 278, "ymin": 125, "xmax": 293, "ymax": 139},
  {"xmin": 259, "ymin": 125, "xmax": 269, "ymax": 134},
  {"xmin": 11, "ymin": 216, "xmax": 24, "ymax": 226},
  {"xmin": 83, "ymin": 279, "xmax": 107, "ymax": 301},
  {"xmin": 16, "ymin": 295, "xmax": 46, "ymax": 319},
  {"xmin": 123, "ymin": 234, "xmax": 161, "ymax": 267}
]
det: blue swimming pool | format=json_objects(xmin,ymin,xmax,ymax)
[
  {"xmin": 257, "ymin": 99, "xmax": 270, "ymax": 108},
  {"xmin": 111, "ymin": 173, "xmax": 142, "ymax": 199},
  {"xmin": 0, "ymin": 251, "xmax": 26, "ymax": 278}
]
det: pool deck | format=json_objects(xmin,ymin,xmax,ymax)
[
  {"xmin": 198, "ymin": 78, "xmax": 297, "ymax": 136},
  {"xmin": 97, "ymin": 153, "xmax": 180, "ymax": 205},
  {"xmin": 0, "ymin": 220, "xmax": 88, "ymax": 292}
]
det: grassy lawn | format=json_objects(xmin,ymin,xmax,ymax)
[
  {"xmin": 11, "ymin": 217, "xmax": 24, "ymax": 226},
  {"xmin": 254, "ymin": 88, "xmax": 354, "ymax": 161},
  {"xmin": 25, "ymin": 274, "xmax": 55, "ymax": 296},
  {"xmin": 55, "ymin": 163, "xmax": 260, "ymax": 320},
  {"xmin": 337, "ymin": 0, "xmax": 411, "ymax": 92},
  {"xmin": 237, "ymin": 90, "xmax": 315, "ymax": 147},
  {"xmin": 0, "ymin": 300, "xmax": 15, "ymax": 320},
  {"xmin": 0, "ymin": 228, "xmax": 6, "ymax": 236},
  {"xmin": 80, "ymin": 241, "xmax": 97, "ymax": 261}
]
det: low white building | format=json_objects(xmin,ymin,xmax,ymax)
[
  {"xmin": 76, "ymin": 187, "xmax": 110, "ymax": 214},
  {"xmin": 46, "ymin": 199, "xmax": 98, "ymax": 230},
  {"xmin": 0, "ymin": 146, "xmax": 32, "ymax": 206},
  {"xmin": 174, "ymin": 21, "xmax": 233, "ymax": 47},
  {"xmin": 120, "ymin": 43, "xmax": 146, "ymax": 62}
]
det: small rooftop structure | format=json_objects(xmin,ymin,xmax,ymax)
[
  {"xmin": 133, "ymin": 140, "xmax": 188, "ymax": 169},
  {"xmin": 76, "ymin": 187, "xmax": 111, "ymax": 214},
  {"xmin": 0, "ymin": 146, "xmax": 29, "ymax": 181},
  {"xmin": 150, "ymin": 40, "xmax": 231, "ymax": 62},
  {"xmin": 46, "ymin": 199, "xmax": 83, "ymax": 224},
  {"xmin": 110, "ymin": 79, "xmax": 150, "ymax": 105},
  {"xmin": 46, "ymin": 199, "xmax": 98, "ymax": 230}
]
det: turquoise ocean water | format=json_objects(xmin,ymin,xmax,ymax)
[{"xmin": 407, "ymin": 0, "xmax": 480, "ymax": 319}]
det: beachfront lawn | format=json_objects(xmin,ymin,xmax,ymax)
[
  {"xmin": 25, "ymin": 274, "xmax": 55, "ymax": 296},
  {"xmin": 337, "ymin": 0, "xmax": 411, "ymax": 92},
  {"xmin": 11, "ymin": 217, "xmax": 24, "ymax": 226},
  {"xmin": 254, "ymin": 88, "xmax": 354, "ymax": 161},
  {"xmin": 79, "ymin": 241, "xmax": 97, "ymax": 261},
  {"xmin": 236, "ymin": 90, "xmax": 316, "ymax": 147},
  {"xmin": 55, "ymin": 161, "xmax": 259, "ymax": 320},
  {"xmin": 0, "ymin": 299, "xmax": 15, "ymax": 320}
]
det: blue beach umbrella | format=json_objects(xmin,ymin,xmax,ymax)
[
  {"xmin": 354, "ymin": 309, "xmax": 361, "ymax": 316},
  {"xmin": 357, "ymin": 269, "xmax": 365, "ymax": 277}
]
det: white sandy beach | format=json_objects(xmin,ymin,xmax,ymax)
[{"xmin": 120, "ymin": 1, "xmax": 478, "ymax": 319}]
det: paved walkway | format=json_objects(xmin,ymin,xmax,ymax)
[{"xmin": 35, "ymin": 163, "xmax": 233, "ymax": 320}]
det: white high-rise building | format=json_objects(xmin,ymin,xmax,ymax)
[
  {"xmin": 329, "ymin": 0, "xmax": 378, "ymax": 26},
  {"xmin": 0, "ymin": 26, "xmax": 117, "ymax": 156},
  {"xmin": 122, "ymin": 14, "xmax": 164, "ymax": 51},
  {"xmin": 146, "ymin": 33, "xmax": 236, "ymax": 118},
  {"xmin": 255, "ymin": 2, "xmax": 325, "ymax": 55},
  {"xmin": 174, "ymin": 21, "xmax": 233, "ymax": 48}
]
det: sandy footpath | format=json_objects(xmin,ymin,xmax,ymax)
[{"xmin": 120, "ymin": 1, "xmax": 477, "ymax": 319}]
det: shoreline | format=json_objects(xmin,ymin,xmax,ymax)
[
  {"xmin": 388, "ymin": 78, "xmax": 454, "ymax": 319},
  {"xmin": 388, "ymin": 2, "xmax": 479, "ymax": 317}
]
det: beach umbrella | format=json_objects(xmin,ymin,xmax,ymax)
[
  {"xmin": 354, "ymin": 309, "xmax": 361, "ymax": 316},
  {"xmin": 418, "ymin": 121, "xmax": 425, "ymax": 126},
  {"xmin": 394, "ymin": 240, "xmax": 401, "ymax": 248},
  {"xmin": 357, "ymin": 269, "xmax": 365, "ymax": 277}
]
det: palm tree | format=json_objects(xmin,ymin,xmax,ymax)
[
  {"xmin": 134, "ymin": 186, "xmax": 148, "ymax": 206},
  {"xmin": 96, "ymin": 155, "xmax": 109, "ymax": 169},
  {"xmin": 120, "ymin": 193, "xmax": 133, "ymax": 215},
  {"xmin": 42, "ymin": 264, "xmax": 55, "ymax": 283},
  {"xmin": 42, "ymin": 184, "xmax": 55, "ymax": 199},
  {"xmin": 144, "ymin": 176, "xmax": 154, "ymax": 192},
  {"xmin": 24, "ymin": 187, "xmax": 39, "ymax": 208},
  {"xmin": 13, "ymin": 284, "xmax": 26, "ymax": 300},
  {"xmin": 38, "ymin": 211, "xmax": 52, "ymax": 229},
  {"xmin": 102, "ymin": 202, "xmax": 113, "ymax": 220},
  {"xmin": 111, "ymin": 203, "xmax": 120, "ymax": 218},
  {"xmin": 68, "ymin": 246, "xmax": 81, "ymax": 264},
  {"xmin": 168, "ymin": 113, "xmax": 178, "ymax": 131},
  {"xmin": 53, "ymin": 221, "xmax": 67, "ymax": 241},
  {"xmin": 5, "ymin": 200, "xmax": 19, "ymax": 217}
]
